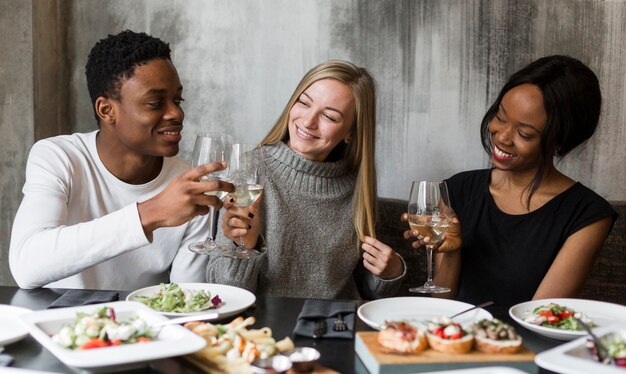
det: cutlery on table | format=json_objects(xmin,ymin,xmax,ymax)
[
  {"xmin": 312, "ymin": 319, "xmax": 327, "ymax": 338},
  {"xmin": 449, "ymin": 301, "xmax": 494, "ymax": 319},
  {"xmin": 152, "ymin": 311, "xmax": 220, "ymax": 327},
  {"xmin": 574, "ymin": 317, "xmax": 615, "ymax": 365},
  {"xmin": 333, "ymin": 313, "xmax": 347, "ymax": 332}
]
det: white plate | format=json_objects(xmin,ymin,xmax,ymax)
[
  {"xmin": 357, "ymin": 297, "xmax": 493, "ymax": 330},
  {"xmin": 509, "ymin": 298, "xmax": 626, "ymax": 341},
  {"xmin": 126, "ymin": 283, "xmax": 256, "ymax": 318},
  {"xmin": 0, "ymin": 304, "xmax": 32, "ymax": 345},
  {"xmin": 535, "ymin": 323, "xmax": 626, "ymax": 374},
  {"xmin": 420, "ymin": 367, "xmax": 529, "ymax": 374},
  {"xmin": 18, "ymin": 301, "xmax": 206, "ymax": 371}
]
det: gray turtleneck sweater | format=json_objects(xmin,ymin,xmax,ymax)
[{"xmin": 206, "ymin": 141, "xmax": 405, "ymax": 300}]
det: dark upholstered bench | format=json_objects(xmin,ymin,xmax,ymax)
[{"xmin": 376, "ymin": 198, "xmax": 625, "ymax": 305}]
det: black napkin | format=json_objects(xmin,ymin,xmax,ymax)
[
  {"xmin": 293, "ymin": 299, "xmax": 357, "ymax": 339},
  {"xmin": 47, "ymin": 290, "xmax": 119, "ymax": 309}
]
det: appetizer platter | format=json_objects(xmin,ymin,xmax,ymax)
[
  {"xmin": 183, "ymin": 316, "xmax": 332, "ymax": 373},
  {"xmin": 509, "ymin": 298, "xmax": 626, "ymax": 341},
  {"xmin": 126, "ymin": 282, "xmax": 256, "ymax": 318},
  {"xmin": 18, "ymin": 301, "xmax": 206, "ymax": 371},
  {"xmin": 356, "ymin": 316, "xmax": 533, "ymax": 374}
]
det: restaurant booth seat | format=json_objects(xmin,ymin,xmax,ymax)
[{"xmin": 376, "ymin": 198, "xmax": 626, "ymax": 305}]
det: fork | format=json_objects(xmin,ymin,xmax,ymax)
[
  {"xmin": 574, "ymin": 317, "xmax": 615, "ymax": 365},
  {"xmin": 333, "ymin": 313, "xmax": 347, "ymax": 332},
  {"xmin": 312, "ymin": 319, "xmax": 327, "ymax": 338}
]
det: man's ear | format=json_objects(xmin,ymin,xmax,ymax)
[{"xmin": 95, "ymin": 97, "xmax": 115, "ymax": 125}]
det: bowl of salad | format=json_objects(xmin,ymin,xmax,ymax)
[
  {"xmin": 18, "ymin": 301, "xmax": 206, "ymax": 371},
  {"xmin": 127, "ymin": 282, "xmax": 256, "ymax": 318},
  {"xmin": 510, "ymin": 298, "xmax": 626, "ymax": 341}
]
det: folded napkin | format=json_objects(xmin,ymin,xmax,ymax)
[
  {"xmin": 293, "ymin": 299, "xmax": 357, "ymax": 339},
  {"xmin": 47, "ymin": 290, "xmax": 119, "ymax": 309}
]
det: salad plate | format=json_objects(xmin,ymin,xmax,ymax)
[
  {"xmin": 357, "ymin": 297, "xmax": 492, "ymax": 330},
  {"xmin": 509, "ymin": 298, "xmax": 626, "ymax": 341},
  {"xmin": 0, "ymin": 304, "xmax": 32, "ymax": 345},
  {"xmin": 18, "ymin": 301, "xmax": 206, "ymax": 371},
  {"xmin": 535, "ymin": 323, "xmax": 626, "ymax": 373},
  {"xmin": 127, "ymin": 282, "xmax": 256, "ymax": 318}
]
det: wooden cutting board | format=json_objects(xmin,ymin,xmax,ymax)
[{"xmin": 355, "ymin": 332, "xmax": 535, "ymax": 374}]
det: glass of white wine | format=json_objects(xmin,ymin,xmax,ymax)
[
  {"xmin": 223, "ymin": 143, "xmax": 266, "ymax": 259},
  {"xmin": 188, "ymin": 133, "xmax": 233, "ymax": 255},
  {"xmin": 407, "ymin": 180, "xmax": 452, "ymax": 293}
]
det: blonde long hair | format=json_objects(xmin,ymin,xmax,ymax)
[{"xmin": 261, "ymin": 60, "xmax": 378, "ymax": 247}]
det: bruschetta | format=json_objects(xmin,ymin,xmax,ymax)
[
  {"xmin": 472, "ymin": 318, "xmax": 522, "ymax": 354},
  {"xmin": 377, "ymin": 321, "xmax": 428, "ymax": 354}
]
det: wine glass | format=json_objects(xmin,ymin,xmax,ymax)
[
  {"xmin": 407, "ymin": 181, "xmax": 452, "ymax": 293},
  {"xmin": 222, "ymin": 144, "xmax": 266, "ymax": 259},
  {"xmin": 188, "ymin": 133, "xmax": 233, "ymax": 255}
]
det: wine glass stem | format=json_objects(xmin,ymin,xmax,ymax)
[
  {"xmin": 425, "ymin": 245, "xmax": 435, "ymax": 285},
  {"xmin": 208, "ymin": 206, "xmax": 219, "ymax": 242}
]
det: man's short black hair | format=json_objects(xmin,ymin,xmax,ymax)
[{"xmin": 85, "ymin": 30, "xmax": 171, "ymax": 122}]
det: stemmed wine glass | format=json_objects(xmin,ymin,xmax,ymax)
[
  {"xmin": 407, "ymin": 180, "xmax": 452, "ymax": 293},
  {"xmin": 222, "ymin": 144, "xmax": 266, "ymax": 259},
  {"xmin": 188, "ymin": 133, "xmax": 233, "ymax": 255}
]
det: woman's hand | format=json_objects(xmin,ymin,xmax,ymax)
[
  {"xmin": 361, "ymin": 236, "xmax": 404, "ymax": 279},
  {"xmin": 221, "ymin": 196, "xmax": 262, "ymax": 249},
  {"xmin": 401, "ymin": 213, "xmax": 462, "ymax": 253}
]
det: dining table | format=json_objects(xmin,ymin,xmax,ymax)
[{"xmin": 1, "ymin": 285, "xmax": 565, "ymax": 373}]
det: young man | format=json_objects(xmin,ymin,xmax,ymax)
[{"xmin": 9, "ymin": 30, "xmax": 233, "ymax": 290}]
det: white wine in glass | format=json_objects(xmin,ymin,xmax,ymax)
[
  {"xmin": 407, "ymin": 180, "xmax": 452, "ymax": 293},
  {"xmin": 222, "ymin": 144, "xmax": 266, "ymax": 259},
  {"xmin": 188, "ymin": 133, "xmax": 232, "ymax": 255}
]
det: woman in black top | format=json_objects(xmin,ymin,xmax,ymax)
[{"xmin": 404, "ymin": 55, "xmax": 617, "ymax": 308}]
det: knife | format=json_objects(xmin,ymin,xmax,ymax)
[{"xmin": 312, "ymin": 319, "xmax": 327, "ymax": 339}]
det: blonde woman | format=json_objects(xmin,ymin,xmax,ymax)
[{"xmin": 207, "ymin": 60, "xmax": 406, "ymax": 299}]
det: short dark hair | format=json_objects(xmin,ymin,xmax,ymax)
[
  {"xmin": 85, "ymin": 30, "xmax": 172, "ymax": 122},
  {"xmin": 480, "ymin": 55, "xmax": 602, "ymax": 207}
]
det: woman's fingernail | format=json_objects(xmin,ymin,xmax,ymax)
[{"xmin": 248, "ymin": 213, "xmax": 254, "ymax": 218}]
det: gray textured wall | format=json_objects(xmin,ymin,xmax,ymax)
[
  {"xmin": 1, "ymin": 1, "xmax": 34, "ymax": 286},
  {"xmin": 1, "ymin": 0, "xmax": 625, "ymax": 286}
]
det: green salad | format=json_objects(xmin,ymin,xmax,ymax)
[{"xmin": 132, "ymin": 283, "xmax": 222, "ymax": 313}]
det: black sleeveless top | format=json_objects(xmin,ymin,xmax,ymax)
[{"xmin": 445, "ymin": 169, "xmax": 617, "ymax": 310}]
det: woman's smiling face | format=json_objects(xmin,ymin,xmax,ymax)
[
  {"xmin": 287, "ymin": 78, "xmax": 355, "ymax": 162},
  {"xmin": 488, "ymin": 83, "xmax": 548, "ymax": 172}
]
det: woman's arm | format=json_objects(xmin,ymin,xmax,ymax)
[{"xmin": 533, "ymin": 217, "xmax": 613, "ymax": 299}]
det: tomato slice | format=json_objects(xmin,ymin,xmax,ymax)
[{"xmin": 80, "ymin": 338, "xmax": 110, "ymax": 350}]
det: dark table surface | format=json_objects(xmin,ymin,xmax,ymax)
[{"xmin": 1, "ymin": 286, "xmax": 563, "ymax": 373}]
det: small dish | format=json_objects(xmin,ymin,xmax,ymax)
[
  {"xmin": 127, "ymin": 282, "xmax": 255, "ymax": 318},
  {"xmin": 535, "ymin": 323, "xmax": 626, "ymax": 373},
  {"xmin": 18, "ymin": 301, "xmax": 206, "ymax": 371},
  {"xmin": 509, "ymin": 298, "xmax": 626, "ymax": 341},
  {"xmin": 250, "ymin": 355, "xmax": 293, "ymax": 373},
  {"xmin": 0, "ymin": 305, "xmax": 32, "ymax": 345},
  {"xmin": 282, "ymin": 347, "xmax": 321, "ymax": 372},
  {"xmin": 357, "ymin": 297, "xmax": 492, "ymax": 330}
]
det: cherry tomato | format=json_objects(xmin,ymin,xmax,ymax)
[
  {"xmin": 546, "ymin": 315, "xmax": 559, "ymax": 323},
  {"xmin": 559, "ymin": 310, "xmax": 572, "ymax": 319}
]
